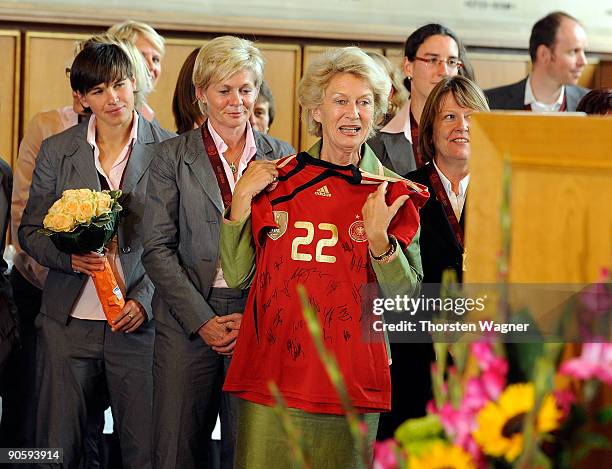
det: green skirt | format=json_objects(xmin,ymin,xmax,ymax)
[{"xmin": 234, "ymin": 399, "xmax": 379, "ymax": 469}]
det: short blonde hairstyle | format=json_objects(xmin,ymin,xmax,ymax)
[
  {"xmin": 419, "ymin": 76, "xmax": 489, "ymax": 163},
  {"xmin": 298, "ymin": 47, "xmax": 391, "ymax": 138},
  {"xmin": 367, "ymin": 51, "xmax": 409, "ymax": 120},
  {"xmin": 192, "ymin": 36, "xmax": 264, "ymax": 115},
  {"xmin": 76, "ymin": 33, "xmax": 153, "ymax": 110},
  {"xmin": 108, "ymin": 20, "xmax": 165, "ymax": 57}
]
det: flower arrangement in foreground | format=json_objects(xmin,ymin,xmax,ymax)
[{"xmin": 39, "ymin": 188, "xmax": 124, "ymax": 323}]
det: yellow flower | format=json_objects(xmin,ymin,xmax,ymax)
[
  {"xmin": 75, "ymin": 199, "xmax": 97, "ymax": 223},
  {"xmin": 62, "ymin": 196, "xmax": 80, "ymax": 218},
  {"xmin": 409, "ymin": 442, "xmax": 475, "ymax": 469},
  {"xmin": 473, "ymin": 383, "xmax": 560, "ymax": 462},
  {"xmin": 95, "ymin": 192, "xmax": 113, "ymax": 216},
  {"xmin": 47, "ymin": 199, "xmax": 64, "ymax": 215},
  {"xmin": 63, "ymin": 188, "xmax": 95, "ymax": 199},
  {"xmin": 43, "ymin": 213, "xmax": 76, "ymax": 232}
]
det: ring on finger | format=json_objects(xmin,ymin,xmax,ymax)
[{"xmin": 128, "ymin": 313, "xmax": 134, "ymax": 319}]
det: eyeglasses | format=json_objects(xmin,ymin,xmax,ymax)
[{"xmin": 414, "ymin": 56, "xmax": 463, "ymax": 70}]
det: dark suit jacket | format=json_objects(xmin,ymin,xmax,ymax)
[
  {"xmin": 367, "ymin": 132, "xmax": 417, "ymax": 175},
  {"xmin": 406, "ymin": 164, "xmax": 463, "ymax": 284},
  {"xmin": 0, "ymin": 158, "xmax": 17, "ymax": 372},
  {"xmin": 485, "ymin": 77, "xmax": 588, "ymax": 112},
  {"xmin": 19, "ymin": 116, "xmax": 175, "ymax": 324},
  {"xmin": 142, "ymin": 127, "xmax": 295, "ymax": 338}
]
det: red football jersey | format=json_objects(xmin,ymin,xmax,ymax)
[{"xmin": 224, "ymin": 152, "xmax": 429, "ymax": 414}]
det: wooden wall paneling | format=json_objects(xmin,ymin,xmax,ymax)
[
  {"xmin": 146, "ymin": 38, "xmax": 205, "ymax": 133},
  {"xmin": 578, "ymin": 61, "xmax": 599, "ymax": 89},
  {"xmin": 259, "ymin": 43, "xmax": 302, "ymax": 149},
  {"xmin": 300, "ymin": 45, "xmax": 383, "ymax": 152},
  {"xmin": 468, "ymin": 53, "xmax": 529, "ymax": 91},
  {"xmin": 0, "ymin": 30, "xmax": 20, "ymax": 167},
  {"xmin": 23, "ymin": 32, "xmax": 90, "ymax": 132},
  {"xmin": 599, "ymin": 61, "xmax": 612, "ymax": 88}
]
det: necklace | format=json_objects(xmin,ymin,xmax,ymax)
[{"xmin": 225, "ymin": 139, "xmax": 246, "ymax": 174}]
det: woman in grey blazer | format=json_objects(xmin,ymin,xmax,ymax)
[
  {"xmin": 19, "ymin": 43, "xmax": 174, "ymax": 469},
  {"xmin": 142, "ymin": 36, "xmax": 294, "ymax": 469}
]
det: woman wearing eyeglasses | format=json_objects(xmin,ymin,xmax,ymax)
[
  {"xmin": 372, "ymin": 24, "xmax": 474, "ymax": 442},
  {"xmin": 369, "ymin": 24, "xmax": 473, "ymax": 176}
]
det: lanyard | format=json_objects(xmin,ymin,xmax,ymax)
[
  {"xmin": 201, "ymin": 122, "xmax": 233, "ymax": 209},
  {"xmin": 426, "ymin": 163, "xmax": 464, "ymax": 251}
]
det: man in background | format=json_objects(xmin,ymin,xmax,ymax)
[{"xmin": 486, "ymin": 11, "xmax": 588, "ymax": 112}]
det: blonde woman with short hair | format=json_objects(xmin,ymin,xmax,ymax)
[
  {"xmin": 220, "ymin": 46, "xmax": 426, "ymax": 468},
  {"xmin": 142, "ymin": 35, "xmax": 294, "ymax": 469}
]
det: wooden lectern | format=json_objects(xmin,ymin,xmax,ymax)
[
  {"xmin": 466, "ymin": 112, "xmax": 612, "ymax": 467},
  {"xmin": 465, "ymin": 112, "xmax": 612, "ymax": 284}
]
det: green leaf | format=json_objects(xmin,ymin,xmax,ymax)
[
  {"xmin": 596, "ymin": 405, "xmax": 612, "ymax": 424},
  {"xmin": 394, "ymin": 414, "xmax": 443, "ymax": 447}
]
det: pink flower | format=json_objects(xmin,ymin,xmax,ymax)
[
  {"xmin": 373, "ymin": 439, "xmax": 399, "ymax": 469},
  {"xmin": 471, "ymin": 342, "xmax": 497, "ymax": 371},
  {"xmin": 553, "ymin": 389, "xmax": 576, "ymax": 420},
  {"xmin": 471, "ymin": 342, "xmax": 509, "ymax": 374},
  {"xmin": 480, "ymin": 368, "xmax": 506, "ymax": 400},
  {"xmin": 462, "ymin": 378, "xmax": 490, "ymax": 413},
  {"xmin": 560, "ymin": 342, "xmax": 612, "ymax": 385},
  {"xmin": 428, "ymin": 400, "xmax": 483, "ymax": 463}
]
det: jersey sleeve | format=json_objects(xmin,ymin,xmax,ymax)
[
  {"xmin": 250, "ymin": 190, "xmax": 276, "ymax": 248},
  {"xmin": 386, "ymin": 180, "xmax": 429, "ymax": 248}
]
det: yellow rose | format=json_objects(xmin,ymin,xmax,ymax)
[
  {"xmin": 62, "ymin": 197, "xmax": 80, "ymax": 217},
  {"xmin": 95, "ymin": 192, "xmax": 113, "ymax": 216},
  {"xmin": 62, "ymin": 189, "xmax": 78, "ymax": 198},
  {"xmin": 76, "ymin": 189, "xmax": 96, "ymax": 199},
  {"xmin": 75, "ymin": 200, "xmax": 96, "ymax": 223},
  {"xmin": 43, "ymin": 213, "xmax": 76, "ymax": 232},
  {"xmin": 47, "ymin": 199, "xmax": 64, "ymax": 215}
]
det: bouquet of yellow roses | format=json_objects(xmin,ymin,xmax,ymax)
[{"xmin": 39, "ymin": 188, "xmax": 124, "ymax": 324}]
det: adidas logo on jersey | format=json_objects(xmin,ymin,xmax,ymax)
[{"xmin": 314, "ymin": 185, "xmax": 332, "ymax": 197}]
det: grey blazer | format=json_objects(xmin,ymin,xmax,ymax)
[
  {"xmin": 367, "ymin": 132, "xmax": 417, "ymax": 176},
  {"xmin": 19, "ymin": 116, "xmax": 175, "ymax": 324},
  {"xmin": 142, "ymin": 127, "xmax": 295, "ymax": 337},
  {"xmin": 485, "ymin": 77, "xmax": 588, "ymax": 111}
]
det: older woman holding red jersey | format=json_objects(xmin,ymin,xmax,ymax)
[{"xmin": 220, "ymin": 46, "xmax": 428, "ymax": 468}]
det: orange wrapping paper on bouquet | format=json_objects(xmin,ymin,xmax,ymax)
[{"xmin": 91, "ymin": 257, "xmax": 125, "ymax": 325}]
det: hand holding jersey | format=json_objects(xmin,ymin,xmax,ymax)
[
  {"xmin": 230, "ymin": 160, "xmax": 279, "ymax": 221},
  {"xmin": 362, "ymin": 180, "xmax": 410, "ymax": 257}
]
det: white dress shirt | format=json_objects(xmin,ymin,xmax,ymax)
[
  {"xmin": 432, "ymin": 160, "xmax": 469, "ymax": 220},
  {"xmin": 524, "ymin": 75, "xmax": 565, "ymax": 112}
]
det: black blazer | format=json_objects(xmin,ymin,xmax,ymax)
[
  {"xmin": 406, "ymin": 164, "xmax": 463, "ymax": 284},
  {"xmin": 485, "ymin": 77, "xmax": 588, "ymax": 112},
  {"xmin": 0, "ymin": 159, "xmax": 17, "ymax": 373}
]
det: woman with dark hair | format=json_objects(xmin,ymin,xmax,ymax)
[
  {"xmin": 172, "ymin": 47, "xmax": 206, "ymax": 133},
  {"xmin": 369, "ymin": 23, "xmax": 473, "ymax": 176},
  {"xmin": 576, "ymin": 88, "xmax": 612, "ymax": 115},
  {"xmin": 374, "ymin": 26, "xmax": 475, "ymax": 441}
]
